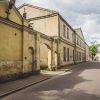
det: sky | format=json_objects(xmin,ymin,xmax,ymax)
[{"xmin": 16, "ymin": 0, "xmax": 100, "ymax": 45}]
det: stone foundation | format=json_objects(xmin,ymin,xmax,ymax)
[
  {"xmin": 0, "ymin": 61, "xmax": 40, "ymax": 83},
  {"xmin": 0, "ymin": 73, "xmax": 22, "ymax": 83},
  {"xmin": 0, "ymin": 70, "xmax": 40, "ymax": 83}
]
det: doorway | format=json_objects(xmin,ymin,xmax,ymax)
[{"xmin": 40, "ymin": 44, "xmax": 51, "ymax": 70}]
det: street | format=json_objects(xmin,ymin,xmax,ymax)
[{"xmin": 1, "ymin": 62, "xmax": 100, "ymax": 100}]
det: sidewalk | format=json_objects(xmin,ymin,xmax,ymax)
[
  {"xmin": 0, "ymin": 74, "xmax": 51, "ymax": 98},
  {"xmin": 0, "ymin": 69, "xmax": 68, "ymax": 98},
  {"xmin": 0, "ymin": 63, "xmax": 83, "ymax": 98}
]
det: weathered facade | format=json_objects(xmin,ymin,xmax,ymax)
[
  {"xmin": 94, "ymin": 52, "xmax": 100, "ymax": 61},
  {"xmin": 75, "ymin": 28, "xmax": 86, "ymax": 63},
  {"xmin": 0, "ymin": 1, "xmax": 58, "ymax": 82},
  {"xmin": 0, "ymin": 2, "xmax": 89, "ymax": 82},
  {"xmin": 86, "ymin": 43, "xmax": 90, "ymax": 61},
  {"xmin": 18, "ymin": 4, "xmax": 89, "ymax": 67}
]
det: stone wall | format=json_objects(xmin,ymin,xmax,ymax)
[{"xmin": 0, "ymin": 61, "xmax": 22, "ymax": 82}]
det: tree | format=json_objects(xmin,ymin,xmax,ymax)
[{"xmin": 89, "ymin": 42, "xmax": 99, "ymax": 60}]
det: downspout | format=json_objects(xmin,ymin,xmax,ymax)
[
  {"xmin": 74, "ymin": 31, "xmax": 77, "ymax": 64},
  {"xmin": 57, "ymin": 14, "xmax": 61, "ymax": 67},
  {"xmin": 21, "ymin": 18, "xmax": 24, "ymax": 76}
]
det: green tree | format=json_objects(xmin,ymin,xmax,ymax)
[{"xmin": 89, "ymin": 42, "xmax": 98, "ymax": 60}]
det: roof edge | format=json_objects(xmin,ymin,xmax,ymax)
[{"xmin": 18, "ymin": 3, "xmax": 58, "ymax": 14}]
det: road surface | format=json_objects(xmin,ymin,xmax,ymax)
[{"xmin": 1, "ymin": 62, "xmax": 100, "ymax": 100}]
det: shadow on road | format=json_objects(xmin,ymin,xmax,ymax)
[
  {"xmin": 33, "ymin": 89, "xmax": 100, "ymax": 100},
  {"xmin": 32, "ymin": 62, "xmax": 100, "ymax": 91},
  {"xmin": 25, "ymin": 62, "xmax": 100, "ymax": 100},
  {"xmin": 1, "ymin": 62, "xmax": 100, "ymax": 100}
]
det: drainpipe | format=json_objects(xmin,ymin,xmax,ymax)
[
  {"xmin": 57, "ymin": 15, "xmax": 61, "ymax": 67},
  {"xmin": 21, "ymin": 18, "xmax": 24, "ymax": 76},
  {"xmin": 74, "ymin": 31, "xmax": 77, "ymax": 64}
]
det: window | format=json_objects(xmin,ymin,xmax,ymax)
[
  {"xmin": 73, "ymin": 50, "xmax": 75, "ymax": 61},
  {"xmin": 78, "ymin": 52, "xmax": 79, "ymax": 60},
  {"xmin": 63, "ymin": 25, "xmax": 66, "ymax": 37},
  {"xmin": 82, "ymin": 42, "xmax": 83, "ymax": 48},
  {"xmin": 79, "ymin": 52, "xmax": 80, "ymax": 60},
  {"xmin": 80, "ymin": 40, "xmax": 82, "ymax": 47},
  {"xmin": 80, "ymin": 40, "xmax": 81, "ymax": 46},
  {"xmin": 80, "ymin": 52, "xmax": 82, "ymax": 61},
  {"xmin": 67, "ymin": 48, "xmax": 69, "ymax": 61},
  {"xmin": 67, "ymin": 28, "xmax": 69, "ymax": 39},
  {"xmin": 77, "ymin": 51, "xmax": 78, "ymax": 60},
  {"xmin": 77, "ymin": 37, "xmax": 78, "ymax": 45},
  {"xmin": 72, "ymin": 33, "xmax": 75, "ymax": 43},
  {"xmin": 78, "ymin": 52, "xmax": 81, "ymax": 61},
  {"xmin": 63, "ymin": 47, "xmax": 66, "ymax": 61}
]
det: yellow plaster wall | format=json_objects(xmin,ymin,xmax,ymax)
[
  {"xmin": 31, "ymin": 16, "xmax": 58, "ymax": 36},
  {"xmin": 0, "ymin": 23, "xmax": 22, "ymax": 76},
  {"xmin": 23, "ymin": 31, "xmax": 36, "ymax": 73},
  {"xmin": 0, "ymin": 3, "xmax": 7, "ymax": 18},
  {"xmin": 0, "ymin": 24, "xmax": 22, "ymax": 61},
  {"xmin": 0, "ymin": 3, "xmax": 22, "ymax": 25},
  {"xmin": 9, "ymin": 7, "xmax": 22, "ymax": 25},
  {"xmin": 0, "ymin": 2, "xmax": 37, "ymax": 79}
]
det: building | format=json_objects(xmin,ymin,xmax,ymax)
[
  {"xmin": 0, "ymin": 1, "xmax": 89, "ymax": 82},
  {"xmin": 75, "ymin": 28, "xmax": 87, "ymax": 63},
  {"xmin": 0, "ymin": 1, "xmax": 41, "ymax": 82},
  {"xmin": 18, "ymin": 4, "xmax": 88, "ymax": 67},
  {"xmin": 86, "ymin": 44, "xmax": 90, "ymax": 61},
  {"xmin": 94, "ymin": 53, "xmax": 100, "ymax": 61}
]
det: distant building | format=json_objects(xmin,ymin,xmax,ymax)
[
  {"xmin": 95, "ymin": 53, "xmax": 100, "ymax": 61},
  {"xmin": 86, "ymin": 44, "xmax": 90, "ymax": 61}
]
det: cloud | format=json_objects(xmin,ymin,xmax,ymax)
[{"xmin": 16, "ymin": 0, "xmax": 100, "ymax": 44}]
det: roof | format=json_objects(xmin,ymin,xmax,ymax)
[
  {"xmin": 18, "ymin": 3, "xmax": 58, "ymax": 14},
  {"xmin": 18, "ymin": 3, "xmax": 75, "ymax": 32},
  {"xmin": 75, "ymin": 27, "xmax": 85, "ymax": 40},
  {"xmin": 18, "ymin": 3, "xmax": 87, "ymax": 44}
]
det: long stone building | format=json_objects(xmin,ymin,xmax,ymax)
[
  {"xmin": 0, "ymin": 1, "xmax": 89, "ymax": 82},
  {"xmin": 18, "ymin": 4, "xmax": 88, "ymax": 66}
]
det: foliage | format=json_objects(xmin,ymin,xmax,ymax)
[{"xmin": 89, "ymin": 42, "xmax": 99, "ymax": 60}]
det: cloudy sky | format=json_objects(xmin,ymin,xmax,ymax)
[{"xmin": 16, "ymin": 0, "xmax": 100, "ymax": 44}]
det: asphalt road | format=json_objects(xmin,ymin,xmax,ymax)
[{"xmin": 1, "ymin": 62, "xmax": 100, "ymax": 100}]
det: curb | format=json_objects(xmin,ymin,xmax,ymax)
[
  {"xmin": 0, "ymin": 68, "xmax": 75, "ymax": 99},
  {"xmin": 0, "ymin": 77, "xmax": 50, "ymax": 99}
]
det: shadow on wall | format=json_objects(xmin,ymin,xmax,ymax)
[{"xmin": 40, "ymin": 43, "xmax": 51, "ymax": 70}]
